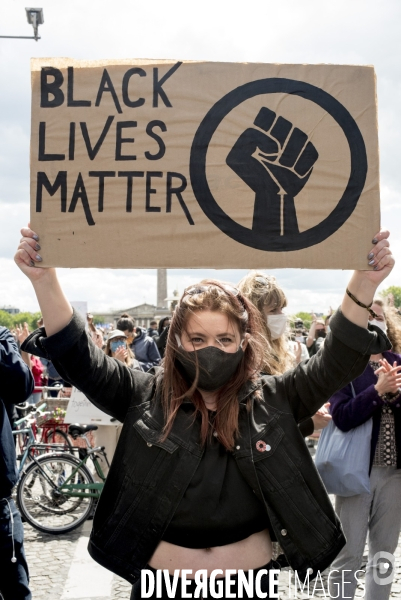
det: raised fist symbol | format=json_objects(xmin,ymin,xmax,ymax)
[{"xmin": 226, "ymin": 107, "xmax": 318, "ymax": 237}]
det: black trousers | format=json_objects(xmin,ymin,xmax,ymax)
[
  {"xmin": 0, "ymin": 498, "xmax": 31, "ymax": 600},
  {"xmin": 130, "ymin": 560, "xmax": 280, "ymax": 599}
]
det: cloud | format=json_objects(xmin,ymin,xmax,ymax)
[{"xmin": 1, "ymin": 0, "xmax": 400, "ymax": 315}]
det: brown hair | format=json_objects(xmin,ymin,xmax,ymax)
[
  {"xmin": 116, "ymin": 313, "xmax": 135, "ymax": 332},
  {"xmin": 159, "ymin": 280, "xmax": 265, "ymax": 451},
  {"xmin": 373, "ymin": 298, "xmax": 401, "ymax": 353},
  {"xmin": 105, "ymin": 336, "xmax": 135, "ymax": 367},
  {"xmin": 237, "ymin": 271, "xmax": 292, "ymax": 374}
]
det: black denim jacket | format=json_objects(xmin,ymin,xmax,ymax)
[{"xmin": 23, "ymin": 309, "xmax": 390, "ymax": 584}]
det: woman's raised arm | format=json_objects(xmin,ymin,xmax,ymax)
[
  {"xmin": 341, "ymin": 230, "xmax": 394, "ymax": 326},
  {"xmin": 279, "ymin": 229, "xmax": 394, "ymax": 423},
  {"xmin": 15, "ymin": 226, "xmax": 73, "ymax": 335}
]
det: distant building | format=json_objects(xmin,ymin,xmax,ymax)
[
  {"xmin": 94, "ymin": 303, "xmax": 171, "ymax": 329},
  {"xmin": 0, "ymin": 306, "xmax": 20, "ymax": 314},
  {"xmin": 94, "ymin": 270, "xmax": 179, "ymax": 328}
]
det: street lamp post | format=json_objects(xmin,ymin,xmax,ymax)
[{"xmin": 0, "ymin": 8, "xmax": 44, "ymax": 41}]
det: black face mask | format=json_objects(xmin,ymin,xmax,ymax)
[{"xmin": 176, "ymin": 345, "xmax": 244, "ymax": 391}]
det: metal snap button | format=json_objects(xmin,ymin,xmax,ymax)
[
  {"xmin": 147, "ymin": 442, "xmax": 153, "ymax": 447},
  {"xmin": 265, "ymin": 444, "xmax": 271, "ymax": 451},
  {"xmin": 281, "ymin": 529, "xmax": 287, "ymax": 536},
  {"xmin": 307, "ymin": 567, "xmax": 313, "ymax": 575},
  {"xmin": 236, "ymin": 445, "xmax": 240, "ymax": 450}
]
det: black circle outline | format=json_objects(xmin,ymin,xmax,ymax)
[{"xmin": 190, "ymin": 78, "xmax": 367, "ymax": 251}]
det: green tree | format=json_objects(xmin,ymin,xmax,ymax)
[
  {"xmin": 380, "ymin": 286, "xmax": 401, "ymax": 308},
  {"xmin": 11, "ymin": 312, "xmax": 42, "ymax": 332},
  {"xmin": 291, "ymin": 311, "xmax": 314, "ymax": 330},
  {"xmin": 0, "ymin": 310, "xmax": 14, "ymax": 329},
  {"xmin": 92, "ymin": 315, "xmax": 105, "ymax": 325}
]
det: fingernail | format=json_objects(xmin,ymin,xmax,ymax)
[
  {"xmin": 367, "ymin": 252, "xmax": 374, "ymax": 259},
  {"xmin": 373, "ymin": 265, "xmax": 379, "ymax": 270},
  {"xmin": 372, "ymin": 238, "xmax": 378, "ymax": 244},
  {"xmin": 368, "ymin": 259, "xmax": 375, "ymax": 265},
  {"xmin": 33, "ymin": 234, "xmax": 39, "ymax": 241},
  {"xmin": 35, "ymin": 243, "xmax": 41, "ymax": 251},
  {"xmin": 30, "ymin": 260, "xmax": 35, "ymax": 267},
  {"xmin": 35, "ymin": 254, "xmax": 42, "ymax": 261}
]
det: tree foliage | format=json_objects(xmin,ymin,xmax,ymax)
[
  {"xmin": 380, "ymin": 286, "xmax": 401, "ymax": 308},
  {"xmin": 0, "ymin": 310, "xmax": 14, "ymax": 329},
  {"xmin": 291, "ymin": 312, "xmax": 314, "ymax": 330},
  {"xmin": 0, "ymin": 311, "xmax": 42, "ymax": 331}
]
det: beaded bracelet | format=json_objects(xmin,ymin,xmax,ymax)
[{"xmin": 346, "ymin": 288, "xmax": 378, "ymax": 319}]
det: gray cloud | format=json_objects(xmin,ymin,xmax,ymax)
[{"xmin": 1, "ymin": 0, "xmax": 400, "ymax": 311}]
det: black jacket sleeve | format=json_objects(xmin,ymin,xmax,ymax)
[
  {"xmin": 22, "ymin": 311, "xmax": 154, "ymax": 423},
  {"xmin": 279, "ymin": 308, "xmax": 391, "ymax": 424},
  {"xmin": 0, "ymin": 327, "xmax": 34, "ymax": 406},
  {"xmin": 298, "ymin": 417, "xmax": 315, "ymax": 437}
]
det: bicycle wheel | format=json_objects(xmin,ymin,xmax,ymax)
[
  {"xmin": 17, "ymin": 453, "xmax": 96, "ymax": 534},
  {"xmin": 44, "ymin": 428, "xmax": 74, "ymax": 454}
]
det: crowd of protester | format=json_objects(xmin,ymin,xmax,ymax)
[{"xmin": 3, "ymin": 248, "xmax": 401, "ymax": 600}]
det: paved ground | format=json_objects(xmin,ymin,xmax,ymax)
[
  {"xmin": 22, "ymin": 516, "xmax": 401, "ymax": 599},
  {"xmin": 21, "ymin": 442, "xmax": 401, "ymax": 599}
]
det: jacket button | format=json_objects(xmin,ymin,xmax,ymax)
[
  {"xmin": 265, "ymin": 444, "xmax": 271, "ymax": 451},
  {"xmin": 147, "ymin": 442, "xmax": 153, "ymax": 447},
  {"xmin": 373, "ymin": 401, "xmax": 377, "ymax": 405},
  {"xmin": 281, "ymin": 529, "xmax": 287, "ymax": 536},
  {"xmin": 236, "ymin": 445, "xmax": 240, "ymax": 450}
]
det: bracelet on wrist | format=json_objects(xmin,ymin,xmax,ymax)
[
  {"xmin": 346, "ymin": 288, "xmax": 378, "ymax": 319},
  {"xmin": 375, "ymin": 388, "xmax": 401, "ymax": 404}
]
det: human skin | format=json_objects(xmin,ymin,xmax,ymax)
[{"xmin": 14, "ymin": 227, "xmax": 394, "ymax": 575}]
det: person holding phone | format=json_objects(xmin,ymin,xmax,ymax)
[
  {"xmin": 15, "ymin": 226, "xmax": 394, "ymax": 599},
  {"xmin": 105, "ymin": 330, "xmax": 142, "ymax": 371}
]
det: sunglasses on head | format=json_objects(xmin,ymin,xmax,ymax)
[
  {"xmin": 184, "ymin": 284, "xmax": 240, "ymax": 297},
  {"xmin": 183, "ymin": 284, "xmax": 248, "ymax": 316}
]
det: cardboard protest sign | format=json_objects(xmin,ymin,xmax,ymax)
[
  {"xmin": 30, "ymin": 59, "xmax": 379, "ymax": 269},
  {"xmin": 65, "ymin": 387, "xmax": 121, "ymax": 426}
]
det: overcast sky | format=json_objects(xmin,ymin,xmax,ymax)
[{"xmin": 1, "ymin": 0, "xmax": 400, "ymax": 315}]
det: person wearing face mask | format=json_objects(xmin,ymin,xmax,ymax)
[
  {"xmin": 116, "ymin": 313, "xmax": 161, "ymax": 372},
  {"xmin": 105, "ymin": 329, "xmax": 141, "ymax": 371},
  {"xmin": 238, "ymin": 272, "xmax": 328, "ymax": 437},
  {"xmin": 94, "ymin": 331, "xmax": 143, "ymax": 475},
  {"xmin": 328, "ymin": 299, "xmax": 401, "ymax": 600},
  {"xmin": 15, "ymin": 225, "xmax": 395, "ymax": 599}
]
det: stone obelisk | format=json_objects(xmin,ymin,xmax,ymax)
[{"xmin": 157, "ymin": 269, "xmax": 167, "ymax": 308}]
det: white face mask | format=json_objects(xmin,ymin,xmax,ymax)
[
  {"xmin": 267, "ymin": 314, "xmax": 288, "ymax": 340},
  {"xmin": 370, "ymin": 319, "xmax": 387, "ymax": 334}
]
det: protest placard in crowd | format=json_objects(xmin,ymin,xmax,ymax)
[
  {"xmin": 30, "ymin": 59, "xmax": 379, "ymax": 269},
  {"xmin": 65, "ymin": 387, "xmax": 121, "ymax": 426}
]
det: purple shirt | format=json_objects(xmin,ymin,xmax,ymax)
[{"xmin": 329, "ymin": 351, "xmax": 401, "ymax": 472}]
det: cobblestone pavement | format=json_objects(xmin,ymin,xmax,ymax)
[
  {"xmin": 23, "ymin": 516, "xmax": 401, "ymax": 600},
  {"xmin": 22, "ymin": 441, "xmax": 401, "ymax": 599}
]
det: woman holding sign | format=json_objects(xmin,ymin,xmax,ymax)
[{"xmin": 15, "ymin": 226, "xmax": 393, "ymax": 600}]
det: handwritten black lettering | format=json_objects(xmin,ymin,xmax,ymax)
[{"xmin": 36, "ymin": 171, "xmax": 67, "ymax": 212}]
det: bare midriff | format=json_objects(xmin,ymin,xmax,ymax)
[{"xmin": 148, "ymin": 528, "xmax": 272, "ymax": 577}]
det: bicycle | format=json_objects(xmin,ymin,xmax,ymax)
[
  {"xmin": 13, "ymin": 402, "xmax": 73, "ymax": 461},
  {"xmin": 17, "ymin": 424, "xmax": 109, "ymax": 534},
  {"xmin": 28, "ymin": 385, "xmax": 74, "ymax": 449}
]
